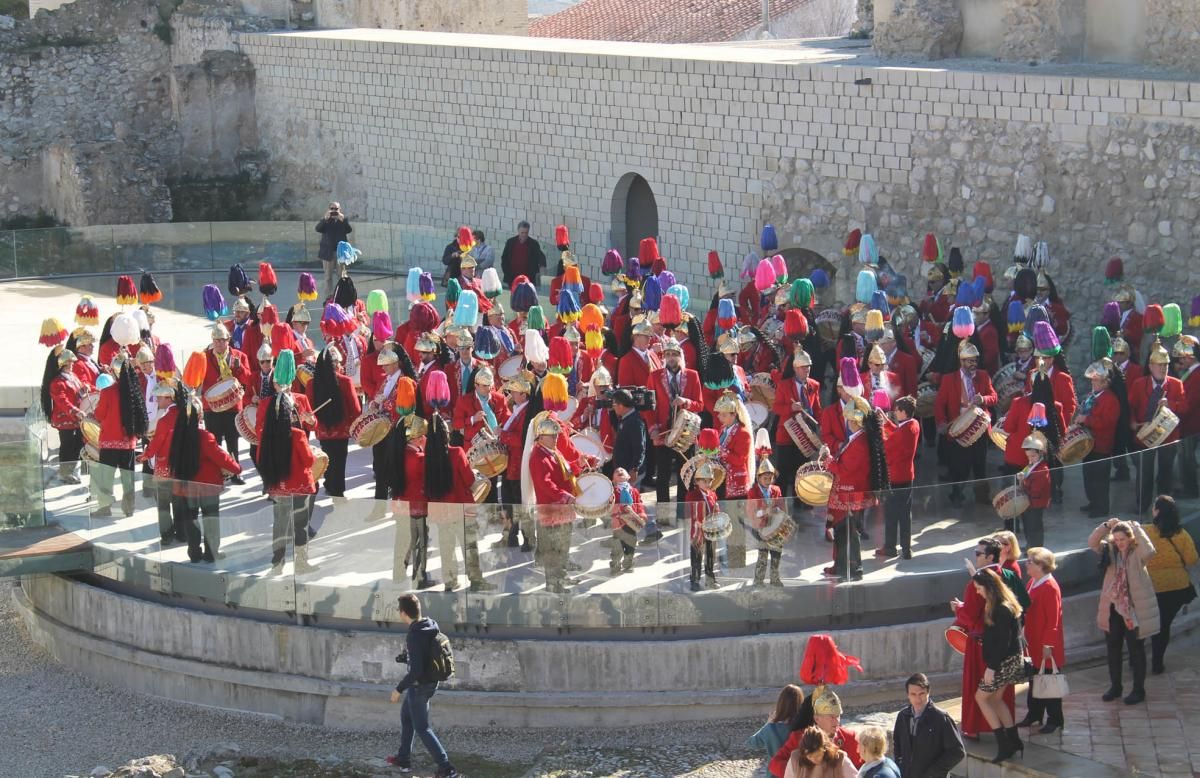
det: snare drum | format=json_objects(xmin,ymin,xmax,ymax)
[
  {"xmin": 945, "ymin": 625, "xmax": 971, "ymax": 655},
  {"xmin": 1057, "ymin": 424, "xmax": 1094, "ymax": 465},
  {"xmin": 989, "ymin": 423, "xmax": 1009, "ymax": 452},
  {"xmin": 992, "ymin": 363, "xmax": 1024, "ymax": 413},
  {"xmin": 235, "ymin": 404, "xmax": 259, "ymax": 444},
  {"xmin": 498, "ymin": 355, "xmax": 523, "ymax": 381},
  {"xmin": 468, "ymin": 436, "xmax": 510, "ymax": 478},
  {"xmin": 746, "ymin": 400, "xmax": 770, "ymax": 430},
  {"xmin": 816, "ymin": 308, "xmax": 842, "ymax": 349},
  {"xmin": 749, "ymin": 372, "xmax": 777, "ymax": 407},
  {"xmin": 949, "ymin": 407, "xmax": 990, "ymax": 448},
  {"xmin": 80, "ymin": 416, "xmax": 101, "ymax": 448},
  {"xmin": 311, "ymin": 447, "xmax": 329, "ymax": 481},
  {"xmin": 1137, "ymin": 405, "xmax": 1179, "ymax": 449},
  {"xmin": 470, "ymin": 472, "xmax": 492, "ymax": 503},
  {"xmin": 350, "ymin": 411, "xmax": 391, "ymax": 448},
  {"xmin": 574, "ymin": 472, "xmax": 614, "ymax": 520},
  {"xmin": 79, "ymin": 393, "xmax": 99, "ymax": 418},
  {"xmin": 915, "ymin": 383, "xmax": 937, "ymax": 419},
  {"xmin": 616, "ymin": 503, "xmax": 647, "ymax": 532},
  {"xmin": 570, "ymin": 429, "xmax": 607, "ymax": 464},
  {"xmin": 666, "ymin": 409, "xmax": 701, "ymax": 454},
  {"xmin": 204, "ymin": 377, "xmax": 243, "ymax": 413},
  {"xmin": 992, "ymin": 484, "xmax": 1029, "ymax": 519},
  {"xmin": 703, "ymin": 511, "xmax": 733, "ymax": 542},
  {"xmin": 760, "ymin": 507, "xmax": 797, "ymax": 551},
  {"xmin": 917, "ymin": 346, "xmax": 935, "ymax": 378},
  {"xmin": 296, "ymin": 363, "xmax": 315, "ymax": 387},
  {"xmin": 794, "ymin": 462, "xmax": 833, "ymax": 507},
  {"xmin": 563, "ymin": 396, "xmax": 578, "ymax": 422}
]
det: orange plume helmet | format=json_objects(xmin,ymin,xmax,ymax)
[{"xmin": 182, "ymin": 351, "xmax": 208, "ymax": 390}]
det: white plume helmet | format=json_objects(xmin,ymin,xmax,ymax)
[
  {"xmin": 524, "ymin": 328, "xmax": 549, "ymax": 363},
  {"xmin": 1013, "ymin": 234, "xmax": 1033, "ymax": 262},
  {"xmin": 754, "ymin": 426, "xmax": 771, "ymax": 453},
  {"xmin": 111, "ymin": 312, "xmax": 141, "ymax": 346},
  {"xmin": 132, "ymin": 308, "xmax": 150, "ymax": 332},
  {"xmin": 481, "ymin": 267, "xmax": 502, "ymax": 298},
  {"xmin": 1033, "ymin": 241, "xmax": 1050, "ymax": 270}
]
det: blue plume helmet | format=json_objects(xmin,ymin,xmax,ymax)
[
  {"xmin": 855, "ymin": 269, "xmax": 877, "ymax": 304},
  {"xmin": 810, "ymin": 269, "xmax": 830, "ymax": 288},
  {"xmin": 858, "ymin": 234, "xmax": 879, "ymax": 265},
  {"xmin": 667, "ymin": 283, "xmax": 690, "ymax": 310},
  {"xmin": 952, "ymin": 306, "xmax": 975, "ymax": 339},
  {"xmin": 869, "ymin": 290, "xmax": 890, "ymax": 317},
  {"xmin": 202, "ymin": 285, "xmax": 227, "ymax": 321},
  {"xmin": 406, "ymin": 267, "xmax": 423, "ymax": 303},
  {"xmin": 336, "ymin": 241, "xmax": 360, "ymax": 265},
  {"xmin": 642, "ymin": 277, "xmax": 662, "ymax": 312},
  {"xmin": 1007, "ymin": 300, "xmax": 1025, "ymax": 333},
  {"xmin": 1024, "ymin": 303, "xmax": 1049, "ymax": 339},
  {"xmin": 971, "ymin": 277, "xmax": 988, "ymax": 306},
  {"xmin": 454, "ymin": 290, "xmax": 479, "ymax": 327},
  {"xmin": 760, "ymin": 224, "xmax": 778, "ymax": 253},
  {"xmin": 510, "ymin": 280, "xmax": 538, "ymax": 313},
  {"xmin": 955, "ymin": 281, "xmax": 972, "ymax": 306},
  {"xmin": 473, "ymin": 327, "xmax": 500, "ymax": 360},
  {"xmin": 556, "ymin": 289, "xmax": 581, "ymax": 323}
]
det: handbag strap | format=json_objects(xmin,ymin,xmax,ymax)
[{"xmin": 1038, "ymin": 655, "xmax": 1059, "ymax": 674}]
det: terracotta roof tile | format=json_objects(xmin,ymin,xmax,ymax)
[{"xmin": 530, "ymin": 0, "xmax": 810, "ymax": 44}]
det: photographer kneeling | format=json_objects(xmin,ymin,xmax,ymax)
[{"xmin": 386, "ymin": 594, "xmax": 459, "ymax": 777}]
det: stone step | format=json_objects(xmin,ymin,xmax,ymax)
[{"xmin": 958, "ymin": 734, "xmax": 1128, "ymax": 778}]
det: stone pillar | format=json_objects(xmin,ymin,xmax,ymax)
[
  {"xmin": 872, "ymin": 0, "xmax": 963, "ymax": 59},
  {"xmin": 852, "ymin": 0, "xmax": 874, "ymax": 36}
]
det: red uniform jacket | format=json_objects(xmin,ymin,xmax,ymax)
[
  {"xmin": 771, "ymin": 376, "xmax": 822, "ymax": 446},
  {"xmin": 570, "ymin": 398, "xmax": 616, "ymax": 457},
  {"xmin": 266, "ymin": 427, "xmax": 315, "ymax": 497},
  {"xmin": 499, "ymin": 402, "xmax": 531, "ymax": 481},
  {"xmin": 397, "ymin": 444, "xmax": 427, "ymax": 516},
  {"xmin": 453, "ymin": 389, "xmax": 510, "ymax": 445},
  {"xmin": 1128, "ymin": 374, "xmax": 1187, "ymax": 445},
  {"xmin": 883, "ymin": 417, "xmax": 921, "ymax": 484},
  {"xmin": 1022, "ymin": 459, "xmax": 1051, "ymax": 509},
  {"xmin": 610, "ymin": 482, "xmax": 648, "ymax": 531},
  {"xmin": 860, "ymin": 369, "xmax": 901, "ymax": 403},
  {"xmin": 529, "ymin": 441, "xmax": 576, "ymax": 527},
  {"xmin": 685, "ymin": 484, "xmax": 719, "ymax": 546},
  {"xmin": 618, "ymin": 348, "xmax": 662, "ymax": 430},
  {"xmin": 1179, "ymin": 365, "xmax": 1200, "ymax": 436},
  {"xmin": 737, "ymin": 281, "xmax": 763, "ymax": 326},
  {"xmin": 934, "ymin": 369, "xmax": 998, "ymax": 428},
  {"xmin": 680, "ymin": 339, "xmax": 699, "ymax": 377},
  {"xmin": 255, "ymin": 393, "xmax": 315, "ymax": 444},
  {"xmin": 1047, "ymin": 300, "xmax": 1071, "ymax": 341},
  {"xmin": 201, "ymin": 347, "xmax": 253, "ymax": 413},
  {"xmin": 746, "ymin": 482, "xmax": 783, "ymax": 531},
  {"xmin": 98, "ymin": 339, "xmax": 120, "ymax": 368},
  {"xmin": 827, "ymin": 430, "xmax": 876, "ymax": 519},
  {"xmin": 887, "ymin": 349, "xmax": 920, "ymax": 399},
  {"xmin": 304, "ymin": 372, "xmax": 361, "ymax": 441},
  {"xmin": 95, "ymin": 384, "xmax": 136, "ymax": 450},
  {"xmin": 1024, "ymin": 575, "xmax": 1066, "ymax": 667},
  {"xmin": 72, "ymin": 357, "xmax": 100, "ymax": 389},
  {"xmin": 427, "ymin": 446, "xmax": 476, "ymax": 521},
  {"xmin": 141, "ymin": 405, "xmax": 178, "ymax": 477},
  {"xmin": 1037, "ymin": 367, "xmax": 1078, "ymax": 422},
  {"xmin": 49, "ymin": 372, "xmax": 85, "ymax": 430},
  {"xmin": 1002, "ymin": 395, "xmax": 1066, "ymax": 468},
  {"xmin": 648, "ymin": 367, "xmax": 703, "ymax": 438},
  {"xmin": 1079, "ymin": 389, "xmax": 1120, "ymax": 455},
  {"xmin": 819, "ymin": 401, "xmax": 849, "ymax": 451},
  {"xmin": 770, "ymin": 727, "xmax": 862, "ymax": 777},
  {"xmin": 174, "ymin": 430, "xmax": 241, "ymax": 497},
  {"xmin": 919, "ymin": 292, "xmax": 952, "ymax": 324},
  {"xmin": 718, "ymin": 421, "xmax": 752, "ymax": 496},
  {"xmin": 360, "ymin": 349, "xmax": 382, "ymax": 404},
  {"xmin": 1116, "ymin": 358, "xmax": 1143, "ymax": 387}
]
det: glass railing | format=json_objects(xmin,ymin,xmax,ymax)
[{"xmin": 38, "ymin": 436, "xmax": 1200, "ymax": 634}]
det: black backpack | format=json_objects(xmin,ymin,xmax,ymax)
[{"xmin": 427, "ymin": 631, "xmax": 455, "ymax": 682}]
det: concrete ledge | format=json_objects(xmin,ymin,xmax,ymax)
[{"xmin": 961, "ymin": 738, "xmax": 1128, "ymax": 777}]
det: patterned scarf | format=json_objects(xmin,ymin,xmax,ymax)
[{"xmin": 1105, "ymin": 550, "xmax": 1137, "ymax": 628}]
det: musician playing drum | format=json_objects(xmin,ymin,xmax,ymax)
[
  {"xmin": 1012, "ymin": 432, "xmax": 1051, "ymax": 548},
  {"xmin": 201, "ymin": 323, "xmax": 252, "ymax": 476},
  {"xmin": 610, "ymin": 467, "xmax": 646, "ymax": 576},
  {"xmin": 714, "ymin": 390, "xmax": 754, "ymax": 569},
  {"xmin": 524, "ymin": 411, "xmax": 578, "ymax": 594},
  {"xmin": 424, "ymin": 413, "xmax": 494, "ymax": 592},
  {"xmin": 935, "ymin": 340, "xmax": 998, "ymax": 507},
  {"xmin": 1128, "ymin": 340, "xmax": 1187, "ymax": 512},
  {"xmin": 366, "ymin": 347, "xmax": 405, "ymax": 520},
  {"xmin": 771, "ymin": 346, "xmax": 822, "ymax": 506},
  {"xmin": 306, "ymin": 346, "xmax": 361, "ymax": 499},
  {"xmin": 452, "ymin": 365, "xmax": 509, "ymax": 504},
  {"xmin": 1076, "ymin": 358, "xmax": 1124, "ymax": 518},
  {"xmin": 748, "ymin": 440, "xmax": 785, "ymax": 587},
  {"xmin": 821, "ymin": 395, "xmax": 888, "ymax": 582},
  {"xmin": 649, "ymin": 339, "xmax": 703, "ymax": 509},
  {"xmin": 685, "ymin": 457, "xmax": 721, "ymax": 591}
]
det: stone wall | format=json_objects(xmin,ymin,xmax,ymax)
[
  {"xmin": 311, "ymin": 0, "xmax": 527, "ymax": 35},
  {"xmin": 1145, "ymin": 0, "xmax": 1200, "ymax": 73},
  {"xmin": 239, "ymin": 30, "xmax": 1200, "ymax": 361}
]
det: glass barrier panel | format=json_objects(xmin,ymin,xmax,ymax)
[
  {"xmin": 209, "ymin": 221, "xmax": 307, "ymax": 269},
  {"xmin": 111, "ymin": 222, "xmax": 214, "ymax": 273}
]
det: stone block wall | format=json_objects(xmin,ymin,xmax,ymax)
[
  {"xmin": 239, "ymin": 30, "xmax": 1200, "ymax": 337},
  {"xmin": 311, "ymin": 0, "xmax": 527, "ymax": 35}
]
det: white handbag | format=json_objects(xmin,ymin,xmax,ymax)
[{"xmin": 1031, "ymin": 656, "xmax": 1069, "ymax": 699}]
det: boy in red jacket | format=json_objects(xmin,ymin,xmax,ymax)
[
  {"xmin": 685, "ymin": 459, "xmax": 722, "ymax": 591},
  {"xmin": 1014, "ymin": 432, "xmax": 1051, "ymax": 548},
  {"xmin": 878, "ymin": 395, "xmax": 921, "ymax": 560},
  {"xmin": 748, "ymin": 430, "xmax": 786, "ymax": 586},
  {"xmin": 610, "ymin": 467, "xmax": 646, "ymax": 575}
]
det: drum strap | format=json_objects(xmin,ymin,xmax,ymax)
[{"xmin": 477, "ymin": 391, "xmax": 496, "ymax": 429}]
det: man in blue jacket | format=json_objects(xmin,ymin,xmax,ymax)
[{"xmin": 386, "ymin": 594, "xmax": 459, "ymax": 777}]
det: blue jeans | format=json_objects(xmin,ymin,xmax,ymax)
[{"xmin": 397, "ymin": 683, "xmax": 451, "ymax": 769}]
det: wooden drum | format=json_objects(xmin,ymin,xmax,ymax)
[
  {"xmin": 350, "ymin": 411, "xmax": 392, "ymax": 448},
  {"xmin": 794, "ymin": 462, "xmax": 833, "ymax": 507},
  {"xmin": 574, "ymin": 472, "xmax": 614, "ymax": 520},
  {"xmin": 992, "ymin": 484, "xmax": 1029, "ymax": 520},
  {"xmin": 468, "ymin": 435, "xmax": 510, "ymax": 478},
  {"xmin": 1057, "ymin": 424, "xmax": 1094, "ymax": 465},
  {"xmin": 204, "ymin": 377, "xmax": 243, "ymax": 413},
  {"xmin": 1136, "ymin": 406, "xmax": 1179, "ymax": 449},
  {"xmin": 666, "ymin": 409, "xmax": 701, "ymax": 454},
  {"xmin": 949, "ymin": 407, "xmax": 990, "ymax": 448}
]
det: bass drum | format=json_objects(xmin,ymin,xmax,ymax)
[
  {"xmin": 574, "ymin": 472, "xmax": 614, "ymax": 520},
  {"xmin": 235, "ymin": 404, "xmax": 259, "ymax": 444},
  {"xmin": 794, "ymin": 462, "xmax": 833, "ymax": 507}
]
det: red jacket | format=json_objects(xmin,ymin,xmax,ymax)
[
  {"xmin": 1128, "ymin": 374, "xmax": 1187, "ymax": 445},
  {"xmin": 819, "ymin": 401, "xmax": 849, "ymax": 451},
  {"xmin": 617, "ymin": 349, "xmax": 662, "ymax": 430},
  {"xmin": 267, "ymin": 427, "xmax": 316, "ymax": 496},
  {"xmin": 95, "ymin": 384, "xmax": 136, "ymax": 450},
  {"xmin": 827, "ymin": 430, "xmax": 876, "ymax": 518},
  {"xmin": 610, "ymin": 482, "xmax": 648, "ymax": 531},
  {"xmin": 1079, "ymin": 389, "xmax": 1120, "ymax": 455},
  {"xmin": 49, "ymin": 372, "xmax": 85, "ymax": 430},
  {"xmin": 397, "ymin": 444, "xmax": 427, "ymax": 516},
  {"xmin": 770, "ymin": 727, "xmax": 861, "ymax": 777},
  {"xmin": 360, "ymin": 349, "xmax": 382, "ymax": 403},
  {"xmin": 174, "ymin": 429, "xmax": 241, "ymax": 497},
  {"xmin": 427, "ymin": 446, "xmax": 476, "ymax": 521},
  {"xmin": 977, "ymin": 321, "xmax": 1001, "ymax": 375},
  {"xmin": 304, "ymin": 372, "xmax": 361, "ymax": 441},
  {"xmin": 1179, "ymin": 365, "xmax": 1200, "ymax": 436},
  {"xmin": 499, "ymin": 402, "xmax": 531, "ymax": 481},
  {"xmin": 72, "ymin": 357, "xmax": 100, "ymax": 389},
  {"xmin": 883, "ymin": 417, "xmax": 921, "ymax": 484},
  {"xmin": 648, "ymin": 367, "xmax": 703, "ymax": 437},
  {"xmin": 201, "ymin": 347, "xmax": 253, "ymax": 412},
  {"xmin": 1039, "ymin": 368, "xmax": 1078, "ymax": 422},
  {"xmin": 1116, "ymin": 358, "xmax": 1142, "ymax": 387},
  {"xmin": 1024, "ymin": 575, "xmax": 1066, "ymax": 667},
  {"xmin": 701, "ymin": 364, "xmax": 749, "ymax": 414},
  {"xmin": 737, "ymin": 281, "xmax": 763, "ymax": 326},
  {"xmin": 686, "ymin": 484, "xmax": 719, "ymax": 546},
  {"xmin": 746, "ymin": 482, "xmax": 783, "ymax": 530},
  {"xmin": 141, "ymin": 405, "xmax": 178, "ymax": 477},
  {"xmin": 1003, "ymin": 395, "xmax": 1066, "ymax": 467},
  {"xmin": 717, "ymin": 421, "xmax": 752, "ymax": 496},
  {"xmin": 529, "ymin": 441, "xmax": 576, "ymax": 526},
  {"xmin": 860, "ymin": 369, "xmax": 901, "ymax": 403},
  {"xmin": 1022, "ymin": 459, "xmax": 1051, "ymax": 509},
  {"xmin": 452, "ymin": 389, "xmax": 510, "ymax": 445},
  {"xmin": 887, "ymin": 348, "xmax": 920, "ymax": 399},
  {"xmin": 570, "ymin": 398, "xmax": 616, "ymax": 456},
  {"xmin": 934, "ymin": 369, "xmax": 998, "ymax": 428},
  {"xmin": 771, "ymin": 376, "xmax": 822, "ymax": 445}
]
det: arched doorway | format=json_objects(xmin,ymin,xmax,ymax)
[
  {"xmin": 778, "ymin": 247, "xmax": 838, "ymax": 300},
  {"xmin": 610, "ymin": 173, "xmax": 658, "ymax": 261}
]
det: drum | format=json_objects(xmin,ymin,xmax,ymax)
[
  {"xmin": 80, "ymin": 416, "xmax": 101, "ymax": 448},
  {"xmin": 235, "ymin": 404, "xmax": 259, "ymax": 444},
  {"xmin": 570, "ymin": 429, "xmax": 607, "ymax": 464},
  {"xmin": 296, "ymin": 363, "xmax": 315, "ymax": 387},
  {"xmin": 563, "ymin": 397, "xmax": 578, "ymax": 422},
  {"xmin": 350, "ymin": 411, "xmax": 391, "ymax": 448},
  {"xmin": 79, "ymin": 393, "xmax": 99, "ymax": 417},
  {"xmin": 782, "ymin": 412, "xmax": 822, "ymax": 458},
  {"xmin": 989, "ymin": 422, "xmax": 1009, "ymax": 452},
  {"xmin": 749, "ymin": 373, "xmax": 776, "ymax": 407},
  {"xmin": 681, "ymin": 457, "xmax": 726, "ymax": 491},
  {"xmin": 816, "ymin": 308, "xmax": 842, "ymax": 349},
  {"xmin": 760, "ymin": 507, "xmax": 797, "ymax": 551},
  {"xmin": 666, "ymin": 409, "xmax": 701, "ymax": 454},
  {"xmin": 1136, "ymin": 405, "xmax": 1179, "ymax": 449},
  {"xmin": 703, "ymin": 511, "xmax": 733, "ymax": 542},
  {"xmin": 992, "ymin": 363, "xmax": 1023, "ymax": 413},
  {"xmin": 1057, "ymin": 424, "xmax": 1094, "ymax": 465},
  {"xmin": 746, "ymin": 400, "xmax": 770, "ymax": 430},
  {"xmin": 945, "ymin": 625, "xmax": 971, "ymax": 655},
  {"xmin": 204, "ymin": 377, "xmax": 243, "ymax": 413},
  {"xmin": 574, "ymin": 472, "xmax": 614, "ymax": 520},
  {"xmin": 917, "ymin": 346, "xmax": 935, "ymax": 378},
  {"xmin": 794, "ymin": 462, "xmax": 833, "ymax": 507},
  {"xmin": 82, "ymin": 443, "xmax": 100, "ymax": 463},
  {"xmin": 949, "ymin": 407, "xmax": 990, "ymax": 448},
  {"xmin": 470, "ymin": 472, "xmax": 492, "ymax": 503},
  {"xmin": 498, "ymin": 355, "xmax": 523, "ymax": 381},
  {"xmin": 468, "ymin": 435, "xmax": 510, "ymax": 478},
  {"xmin": 616, "ymin": 503, "xmax": 647, "ymax": 532},
  {"xmin": 992, "ymin": 484, "xmax": 1029, "ymax": 519},
  {"xmin": 311, "ymin": 447, "xmax": 329, "ymax": 482},
  {"xmin": 915, "ymin": 383, "xmax": 937, "ymax": 419}
]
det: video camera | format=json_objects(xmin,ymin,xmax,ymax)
[{"xmin": 593, "ymin": 385, "xmax": 656, "ymax": 413}]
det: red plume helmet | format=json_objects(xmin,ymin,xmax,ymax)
[
  {"xmin": 843, "ymin": 229, "xmax": 862, "ymax": 257},
  {"xmin": 555, "ymin": 224, "xmax": 570, "ymax": 249},
  {"xmin": 799, "ymin": 634, "xmax": 863, "ymax": 686},
  {"xmin": 457, "ymin": 226, "xmax": 474, "ymax": 252},
  {"xmin": 257, "ymin": 262, "xmax": 279, "ymax": 297},
  {"xmin": 921, "ymin": 233, "xmax": 939, "ymax": 263},
  {"xmin": 638, "ymin": 237, "xmax": 660, "ymax": 268},
  {"xmin": 707, "ymin": 251, "xmax": 724, "ymax": 280}
]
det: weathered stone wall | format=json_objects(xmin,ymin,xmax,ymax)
[
  {"xmin": 311, "ymin": 0, "xmax": 527, "ymax": 35},
  {"xmin": 1145, "ymin": 0, "xmax": 1200, "ymax": 73},
  {"xmin": 240, "ymin": 30, "xmax": 1200, "ymax": 363}
]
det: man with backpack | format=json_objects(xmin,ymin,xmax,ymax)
[{"xmin": 387, "ymin": 594, "xmax": 459, "ymax": 777}]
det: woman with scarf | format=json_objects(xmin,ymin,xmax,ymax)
[
  {"xmin": 306, "ymin": 346, "xmax": 361, "ymax": 498},
  {"xmin": 1089, "ymin": 518, "xmax": 1159, "ymax": 706}
]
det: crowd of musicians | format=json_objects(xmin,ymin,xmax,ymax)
[{"xmin": 37, "ymin": 225, "xmax": 1200, "ymax": 589}]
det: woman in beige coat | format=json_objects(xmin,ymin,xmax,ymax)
[
  {"xmin": 784, "ymin": 726, "xmax": 858, "ymax": 778},
  {"xmin": 1089, "ymin": 518, "xmax": 1159, "ymax": 706}
]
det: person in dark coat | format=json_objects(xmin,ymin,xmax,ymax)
[
  {"xmin": 891, "ymin": 673, "xmax": 965, "ymax": 778},
  {"xmin": 315, "ymin": 201, "xmax": 352, "ymax": 299},
  {"xmin": 500, "ymin": 221, "xmax": 547, "ymax": 286}
]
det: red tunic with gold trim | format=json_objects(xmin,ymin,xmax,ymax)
[
  {"xmin": 771, "ymin": 375, "xmax": 822, "ymax": 447},
  {"xmin": 1002, "ymin": 395, "xmax": 1065, "ymax": 468},
  {"xmin": 529, "ymin": 441, "xmax": 577, "ymax": 527},
  {"xmin": 1078, "ymin": 388, "xmax": 1120, "ymax": 455},
  {"xmin": 94, "ymin": 384, "xmax": 136, "ymax": 450},
  {"xmin": 825, "ymin": 430, "xmax": 876, "ymax": 521},
  {"xmin": 141, "ymin": 405, "xmax": 178, "ymax": 477},
  {"xmin": 201, "ymin": 347, "xmax": 253, "ymax": 413},
  {"xmin": 1128, "ymin": 374, "xmax": 1186, "ymax": 445},
  {"xmin": 648, "ymin": 367, "xmax": 703, "ymax": 442},
  {"xmin": 452, "ymin": 389, "xmax": 510, "ymax": 445},
  {"xmin": 398, "ymin": 444, "xmax": 427, "ymax": 516},
  {"xmin": 72, "ymin": 356, "xmax": 101, "ymax": 390},
  {"xmin": 746, "ymin": 482, "xmax": 783, "ymax": 533},
  {"xmin": 717, "ymin": 420, "xmax": 752, "ymax": 497},
  {"xmin": 304, "ymin": 372, "xmax": 361, "ymax": 441}
]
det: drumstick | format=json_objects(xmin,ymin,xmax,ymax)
[{"xmin": 309, "ymin": 398, "xmax": 334, "ymax": 414}]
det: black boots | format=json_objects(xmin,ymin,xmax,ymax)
[{"xmin": 991, "ymin": 726, "xmax": 1024, "ymax": 763}]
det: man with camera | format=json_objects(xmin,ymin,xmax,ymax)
[
  {"xmin": 605, "ymin": 387, "xmax": 659, "ymax": 544},
  {"xmin": 387, "ymin": 593, "xmax": 459, "ymax": 777},
  {"xmin": 315, "ymin": 201, "xmax": 352, "ymax": 299}
]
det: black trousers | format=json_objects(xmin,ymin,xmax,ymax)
[
  {"xmin": 320, "ymin": 438, "xmax": 349, "ymax": 496},
  {"xmin": 832, "ymin": 511, "xmax": 863, "ymax": 578},
  {"xmin": 372, "ymin": 439, "xmax": 389, "ymax": 501},
  {"xmin": 1136, "ymin": 445, "xmax": 1177, "ymax": 512},
  {"xmin": 271, "ymin": 493, "xmax": 313, "ymax": 565},
  {"xmin": 1106, "ymin": 604, "xmax": 1147, "ymax": 693},
  {"xmin": 655, "ymin": 444, "xmax": 688, "ymax": 510},
  {"xmin": 775, "ymin": 441, "xmax": 804, "ymax": 502},
  {"xmin": 1016, "ymin": 507, "xmax": 1044, "ymax": 549},
  {"xmin": 947, "ymin": 435, "xmax": 988, "ymax": 486},
  {"xmin": 58, "ymin": 427, "xmax": 83, "ymax": 464},
  {"xmin": 690, "ymin": 539, "xmax": 715, "ymax": 582},
  {"xmin": 205, "ymin": 409, "xmax": 239, "ymax": 461},
  {"xmin": 883, "ymin": 482, "xmax": 913, "ymax": 556},
  {"xmin": 409, "ymin": 515, "xmax": 430, "ymax": 582},
  {"xmin": 1082, "ymin": 453, "xmax": 1111, "ymax": 514},
  {"xmin": 1025, "ymin": 671, "xmax": 1064, "ymax": 726},
  {"xmin": 1151, "ymin": 586, "xmax": 1193, "ymax": 671}
]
